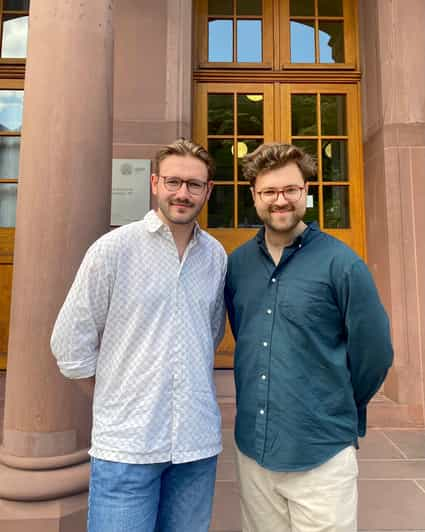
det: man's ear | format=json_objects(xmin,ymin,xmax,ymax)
[{"xmin": 151, "ymin": 174, "xmax": 159, "ymax": 196}]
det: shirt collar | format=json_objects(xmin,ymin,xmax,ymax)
[
  {"xmin": 143, "ymin": 209, "xmax": 201, "ymax": 242},
  {"xmin": 256, "ymin": 221, "xmax": 320, "ymax": 249}
]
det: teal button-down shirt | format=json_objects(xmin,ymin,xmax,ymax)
[{"xmin": 225, "ymin": 223, "xmax": 393, "ymax": 472}]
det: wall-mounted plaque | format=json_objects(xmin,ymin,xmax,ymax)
[{"xmin": 111, "ymin": 159, "xmax": 151, "ymax": 225}]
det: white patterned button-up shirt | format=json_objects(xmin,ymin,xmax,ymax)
[{"xmin": 51, "ymin": 210, "xmax": 227, "ymax": 464}]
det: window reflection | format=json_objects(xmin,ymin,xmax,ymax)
[
  {"xmin": 290, "ymin": 21, "xmax": 315, "ymax": 63},
  {"xmin": 0, "ymin": 91, "xmax": 24, "ymax": 132},
  {"xmin": 208, "ymin": 0, "xmax": 233, "ymax": 15},
  {"xmin": 304, "ymin": 185, "xmax": 319, "ymax": 224},
  {"xmin": 1, "ymin": 15, "xmax": 28, "ymax": 58},
  {"xmin": 0, "ymin": 137, "xmax": 20, "ymax": 178},
  {"xmin": 208, "ymin": 185, "xmax": 234, "ymax": 227},
  {"xmin": 291, "ymin": 140, "xmax": 318, "ymax": 181},
  {"xmin": 318, "ymin": 0, "xmax": 343, "ymax": 17},
  {"xmin": 237, "ymin": 94, "xmax": 263, "ymax": 135},
  {"xmin": 237, "ymin": 20, "xmax": 262, "ymax": 63},
  {"xmin": 323, "ymin": 186, "xmax": 350, "ymax": 228},
  {"xmin": 319, "ymin": 22, "xmax": 344, "ymax": 63},
  {"xmin": 290, "ymin": 0, "xmax": 314, "ymax": 16},
  {"xmin": 291, "ymin": 94, "xmax": 317, "ymax": 136},
  {"xmin": 208, "ymin": 139, "xmax": 234, "ymax": 181},
  {"xmin": 238, "ymin": 139, "xmax": 262, "ymax": 180},
  {"xmin": 208, "ymin": 94, "xmax": 234, "ymax": 135},
  {"xmin": 237, "ymin": 0, "xmax": 262, "ymax": 16},
  {"xmin": 0, "ymin": 183, "xmax": 17, "ymax": 228},
  {"xmin": 238, "ymin": 185, "xmax": 260, "ymax": 227},
  {"xmin": 322, "ymin": 140, "xmax": 348, "ymax": 182},
  {"xmin": 321, "ymin": 95, "xmax": 346, "ymax": 136},
  {"xmin": 208, "ymin": 19, "xmax": 233, "ymax": 62}
]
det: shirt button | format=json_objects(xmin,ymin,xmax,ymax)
[
  {"xmin": 266, "ymin": 309, "xmax": 272, "ymax": 315},
  {"xmin": 261, "ymin": 374, "xmax": 267, "ymax": 380},
  {"xmin": 259, "ymin": 409, "xmax": 265, "ymax": 415},
  {"xmin": 271, "ymin": 278, "xmax": 276, "ymax": 283},
  {"xmin": 298, "ymin": 244, "xmax": 302, "ymax": 248},
  {"xmin": 263, "ymin": 341, "xmax": 268, "ymax": 347}
]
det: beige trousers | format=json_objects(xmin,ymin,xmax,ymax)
[{"xmin": 235, "ymin": 445, "xmax": 358, "ymax": 532}]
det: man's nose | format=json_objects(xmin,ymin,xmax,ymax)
[
  {"xmin": 274, "ymin": 191, "xmax": 289, "ymax": 205},
  {"xmin": 175, "ymin": 181, "xmax": 191, "ymax": 199}
]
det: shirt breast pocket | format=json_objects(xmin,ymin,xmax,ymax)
[{"xmin": 278, "ymin": 279, "xmax": 340, "ymax": 325}]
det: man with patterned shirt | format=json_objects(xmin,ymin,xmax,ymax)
[
  {"xmin": 225, "ymin": 143, "xmax": 393, "ymax": 532},
  {"xmin": 51, "ymin": 139, "xmax": 227, "ymax": 532}
]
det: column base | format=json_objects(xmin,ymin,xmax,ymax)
[{"xmin": 0, "ymin": 491, "xmax": 88, "ymax": 532}]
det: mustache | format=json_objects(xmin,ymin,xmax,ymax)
[
  {"xmin": 169, "ymin": 199, "xmax": 194, "ymax": 207},
  {"xmin": 269, "ymin": 206, "xmax": 294, "ymax": 212}
]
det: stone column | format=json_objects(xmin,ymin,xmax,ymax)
[
  {"xmin": 359, "ymin": 0, "xmax": 425, "ymax": 428},
  {"xmin": 0, "ymin": 1, "xmax": 113, "ymax": 530}
]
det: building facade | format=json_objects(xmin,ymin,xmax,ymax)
[{"xmin": 0, "ymin": 0, "xmax": 425, "ymax": 529}]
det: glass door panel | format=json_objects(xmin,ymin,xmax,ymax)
[{"xmin": 281, "ymin": 83, "xmax": 364, "ymax": 256}]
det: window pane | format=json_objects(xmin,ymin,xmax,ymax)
[
  {"xmin": 237, "ymin": 0, "xmax": 262, "ymax": 16},
  {"xmin": 208, "ymin": 185, "xmax": 234, "ymax": 227},
  {"xmin": 208, "ymin": 19, "xmax": 233, "ymax": 62},
  {"xmin": 319, "ymin": 22, "xmax": 344, "ymax": 63},
  {"xmin": 323, "ymin": 185, "xmax": 350, "ymax": 228},
  {"xmin": 238, "ymin": 185, "xmax": 260, "ymax": 227},
  {"xmin": 291, "ymin": 140, "xmax": 318, "ymax": 181},
  {"xmin": 4, "ymin": 0, "xmax": 30, "ymax": 9},
  {"xmin": 321, "ymin": 94, "xmax": 346, "ymax": 136},
  {"xmin": 290, "ymin": 21, "xmax": 315, "ymax": 63},
  {"xmin": 237, "ymin": 94, "xmax": 263, "ymax": 135},
  {"xmin": 304, "ymin": 185, "xmax": 318, "ymax": 224},
  {"xmin": 0, "ymin": 137, "xmax": 20, "ymax": 178},
  {"xmin": 208, "ymin": 0, "xmax": 233, "ymax": 15},
  {"xmin": 0, "ymin": 90, "xmax": 24, "ymax": 132},
  {"xmin": 0, "ymin": 183, "xmax": 17, "ymax": 227},
  {"xmin": 208, "ymin": 139, "xmax": 234, "ymax": 181},
  {"xmin": 208, "ymin": 94, "xmax": 234, "ymax": 135},
  {"xmin": 322, "ymin": 140, "xmax": 348, "ymax": 182},
  {"xmin": 237, "ymin": 139, "xmax": 262, "ymax": 180},
  {"xmin": 290, "ymin": 0, "xmax": 314, "ymax": 16},
  {"xmin": 237, "ymin": 20, "xmax": 262, "ymax": 62},
  {"xmin": 291, "ymin": 94, "xmax": 317, "ymax": 136},
  {"xmin": 318, "ymin": 0, "xmax": 343, "ymax": 16},
  {"xmin": 1, "ymin": 15, "xmax": 28, "ymax": 58}
]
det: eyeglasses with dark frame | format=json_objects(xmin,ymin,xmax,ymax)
[
  {"xmin": 158, "ymin": 175, "xmax": 209, "ymax": 196},
  {"xmin": 255, "ymin": 185, "xmax": 305, "ymax": 204}
]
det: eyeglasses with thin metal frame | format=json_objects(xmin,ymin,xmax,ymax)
[
  {"xmin": 255, "ymin": 185, "xmax": 305, "ymax": 204},
  {"xmin": 158, "ymin": 175, "xmax": 209, "ymax": 196}
]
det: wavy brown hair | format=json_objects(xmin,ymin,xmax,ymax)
[
  {"xmin": 241, "ymin": 143, "xmax": 317, "ymax": 186},
  {"xmin": 154, "ymin": 138, "xmax": 215, "ymax": 179}
]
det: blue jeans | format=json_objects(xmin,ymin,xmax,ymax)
[{"xmin": 87, "ymin": 455, "xmax": 218, "ymax": 532}]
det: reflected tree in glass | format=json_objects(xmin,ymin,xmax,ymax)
[
  {"xmin": 237, "ymin": 94, "xmax": 263, "ymax": 135},
  {"xmin": 291, "ymin": 94, "xmax": 317, "ymax": 136},
  {"xmin": 323, "ymin": 185, "xmax": 350, "ymax": 228},
  {"xmin": 208, "ymin": 94, "xmax": 234, "ymax": 135},
  {"xmin": 319, "ymin": 22, "xmax": 344, "ymax": 63},
  {"xmin": 209, "ymin": 139, "xmax": 234, "ymax": 181}
]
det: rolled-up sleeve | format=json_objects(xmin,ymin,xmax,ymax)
[{"xmin": 51, "ymin": 243, "xmax": 112, "ymax": 379}]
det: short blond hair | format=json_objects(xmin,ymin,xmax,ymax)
[
  {"xmin": 242, "ymin": 143, "xmax": 316, "ymax": 186},
  {"xmin": 154, "ymin": 138, "xmax": 215, "ymax": 179}
]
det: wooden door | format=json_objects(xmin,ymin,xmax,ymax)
[{"xmin": 194, "ymin": 81, "xmax": 365, "ymax": 367}]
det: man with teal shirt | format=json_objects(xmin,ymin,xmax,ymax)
[{"xmin": 225, "ymin": 143, "xmax": 393, "ymax": 532}]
